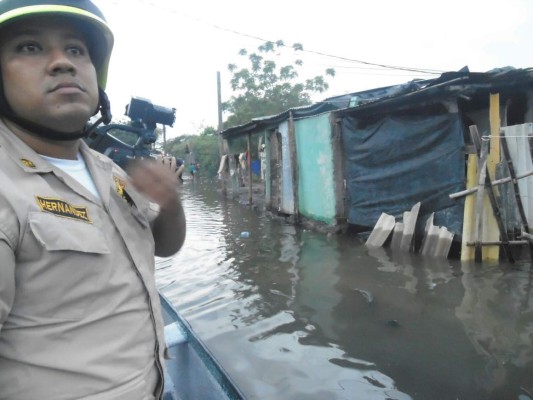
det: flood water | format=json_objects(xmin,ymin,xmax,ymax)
[{"xmin": 156, "ymin": 179, "xmax": 533, "ymax": 400}]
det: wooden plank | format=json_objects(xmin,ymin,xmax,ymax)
[
  {"xmin": 469, "ymin": 125, "xmax": 482, "ymax": 153},
  {"xmin": 461, "ymin": 153, "xmax": 478, "ymax": 261},
  {"xmin": 435, "ymin": 227, "xmax": 454, "ymax": 258},
  {"xmin": 400, "ymin": 202, "xmax": 420, "ymax": 252},
  {"xmin": 420, "ymin": 213, "xmax": 435, "ymax": 255},
  {"xmin": 450, "ymin": 169, "xmax": 533, "ymax": 199},
  {"xmin": 288, "ymin": 112, "xmax": 299, "ymax": 219},
  {"xmin": 483, "ymin": 160, "xmax": 515, "ymax": 263},
  {"xmin": 421, "ymin": 215, "xmax": 439, "ymax": 256},
  {"xmin": 420, "ymin": 213, "xmax": 454, "ymax": 258},
  {"xmin": 467, "ymin": 240, "xmax": 528, "ymax": 246},
  {"xmin": 390, "ymin": 222, "xmax": 404, "ymax": 250},
  {"xmin": 474, "ymin": 138, "xmax": 489, "ymax": 262},
  {"xmin": 247, "ymin": 133, "xmax": 252, "ymax": 205},
  {"xmin": 365, "ymin": 213, "xmax": 396, "ymax": 247},
  {"xmin": 482, "ymin": 93, "xmax": 501, "ymax": 260}
]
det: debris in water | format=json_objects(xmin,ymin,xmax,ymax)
[
  {"xmin": 363, "ymin": 375, "xmax": 387, "ymax": 388},
  {"xmin": 354, "ymin": 288, "xmax": 374, "ymax": 304}
]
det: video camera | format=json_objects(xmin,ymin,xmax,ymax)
[{"xmin": 85, "ymin": 97, "xmax": 176, "ymax": 169}]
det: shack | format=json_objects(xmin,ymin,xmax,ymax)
[
  {"xmin": 219, "ymin": 66, "xmax": 533, "ymax": 259},
  {"xmin": 219, "ymin": 102, "xmax": 343, "ymax": 230},
  {"xmin": 333, "ymin": 66, "xmax": 533, "ymax": 259}
]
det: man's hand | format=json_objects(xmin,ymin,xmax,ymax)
[
  {"xmin": 128, "ymin": 157, "xmax": 186, "ymax": 256},
  {"xmin": 128, "ymin": 156, "xmax": 179, "ymax": 211}
]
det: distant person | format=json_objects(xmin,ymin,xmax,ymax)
[
  {"xmin": 0, "ymin": 1, "xmax": 186, "ymax": 398},
  {"xmin": 175, "ymin": 157, "xmax": 185, "ymax": 182},
  {"xmin": 158, "ymin": 155, "xmax": 184, "ymax": 183},
  {"xmin": 260, "ymin": 143, "xmax": 267, "ymax": 181},
  {"xmin": 189, "ymin": 162, "xmax": 197, "ymax": 177}
]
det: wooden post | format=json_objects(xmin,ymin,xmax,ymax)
[
  {"xmin": 474, "ymin": 137, "xmax": 489, "ymax": 262},
  {"xmin": 461, "ymin": 153, "xmax": 478, "ymax": 261},
  {"xmin": 216, "ymin": 72, "xmax": 224, "ymax": 157},
  {"xmin": 288, "ymin": 111, "xmax": 299, "ymax": 219},
  {"xmin": 483, "ymin": 158, "xmax": 515, "ymax": 263},
  {"xmin": 481, "ymin": 94, "xmax": 501, "ymax": 260},
  {"xmin": 265, "ymin": 130, "xmax": 272, "ymax": 209},
  {"xmin": 451, "ymin": 169, "xmax": 533, "ymax": 199},
  {"xmin": 217, "ymin": 72, "xmax": 228, "ymax": 196},
  {"xmin": 464, "ymin": 120, "xmax": 504, "ymax": 262}
]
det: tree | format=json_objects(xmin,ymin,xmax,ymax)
[
  {"xmin": 162, "ymin": 127, "xmax": 220, "ymax": 178},
  {"xmin": 223, "ymin": 40, "xmax": 335, "ymax": 128}
]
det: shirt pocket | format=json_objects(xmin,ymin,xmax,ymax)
[
  {"xmin": 18, "ymin": 212, "xmax": 111, "ymax": 321},
  {"xmin": 29, "ymin": 212, "xmax": 110, "ymax": 254}
]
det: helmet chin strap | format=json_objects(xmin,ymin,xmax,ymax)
[
  {"xmin": 84, "ymin": 88, "xmax": 112, "ymax": 136},
  {"xmin": 1, "ymin": 87, "xmax": 112, "ymax": 141}
]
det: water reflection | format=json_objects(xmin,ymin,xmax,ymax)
[
  {"xmin": 156, "ymin": 180, "xmax": 533, "ymax": 400},
  {"xmin": 455, "ymin": 262, "xmax": 533, "ymax": 399}
]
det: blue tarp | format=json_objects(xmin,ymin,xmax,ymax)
[
  {"xmin": 251, "ymin": 160, "xmax": 261, "ymax": 176},
  {"xmin": 342, "ymin": 113, "xmax": 465, "ymax": 235}
]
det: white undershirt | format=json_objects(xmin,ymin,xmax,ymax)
[{"xmin": 40, "ymin": 153, "xmax": 101, "ymax": 200}]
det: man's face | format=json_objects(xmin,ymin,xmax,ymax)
[{"xmin": 0, "ymin": 16, "xmax": 99, "ymax": 134}]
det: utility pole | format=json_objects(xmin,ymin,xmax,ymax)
[
  {"xmin": 217, "ymin": 71, "xmax": 227, "ymax": 196},
  {"xmin": 217, "ymin": 71, "xmax": 225, "ymax": 156}
]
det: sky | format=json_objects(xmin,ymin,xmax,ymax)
[{"xmin": 92, "ymin": 0, "xmax": 533, "ymax": 139}]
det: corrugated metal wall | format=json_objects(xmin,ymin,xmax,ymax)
[
  {"xmin": 504, "ymin": 123, "xmax": 533, "ymax": 227},
  {"xmin": 279, "ymin": 121, "xmax": 295, "ymax": 214},
  {"xmin": 295, "ymin": 114, "xmax": 337, "ymax": 224}
]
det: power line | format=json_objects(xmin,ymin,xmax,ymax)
[{"xmin": 112, "ymin": 0, "xmax": 444, "ymax": 76}]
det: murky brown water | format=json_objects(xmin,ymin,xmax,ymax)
[{"xmin": 156, "ymin": 179, "xmax": 533, "ymax": 400}]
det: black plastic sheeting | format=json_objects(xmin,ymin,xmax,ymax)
[{"xmin": 342, "ymin": 113, "xmax": 465, "ymax": 235}]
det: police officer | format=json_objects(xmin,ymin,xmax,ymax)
[{"xmin": 0, "ymin": 1, "xmax": 186, "ymax": 398}]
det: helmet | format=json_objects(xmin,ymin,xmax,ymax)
[
  {"xmin": 0, "ymin": 0, "xmax": 114, "ymax": 89},
  {"xmin": 0, "ymin": 0, "xmax": 114, "ymax": 139}
]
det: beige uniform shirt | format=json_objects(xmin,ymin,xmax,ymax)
[{"xmin": 0, "ymin": 121, "xmax": 166, "ymax": 399}]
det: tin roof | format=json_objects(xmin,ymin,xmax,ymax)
[
  {"xmin": 220, "ymin": 102, "xmax": 338, "ymax": 139},
  {"xmin": 219, "ymin": 66, "xmax": 533, "ymax": 139},
  {"xmin": 333, "ymin": 66, "xmax": 533, "ymax": 117}
]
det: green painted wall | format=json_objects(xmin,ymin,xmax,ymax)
[{"xmin": 295, "ymin": 114, "xmax": 336, "ymax": 224}]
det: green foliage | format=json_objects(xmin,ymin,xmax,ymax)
[
  {"xmin": 200, "ymin": 126, "xmax": 217, "ymax": 137},
  {"xmin": 162, "ymin": 128, "xmax": 220, "ymax": 178},
  {"xmin": 223, "ymin": 40, "xmax": 335, "ymax": 128}
]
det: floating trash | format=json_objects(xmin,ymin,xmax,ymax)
[
  {"xmin": 240, "ymin": 231, "xmax": 250, "ymax": 238},
  {"xmin": 354, "ymin": 288, "xmax": 374, "ymax": 304}
]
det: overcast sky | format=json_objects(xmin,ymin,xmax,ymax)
[{"xmin": 93, "ymin": 0, "xmax": 533, "ymax": 138}]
